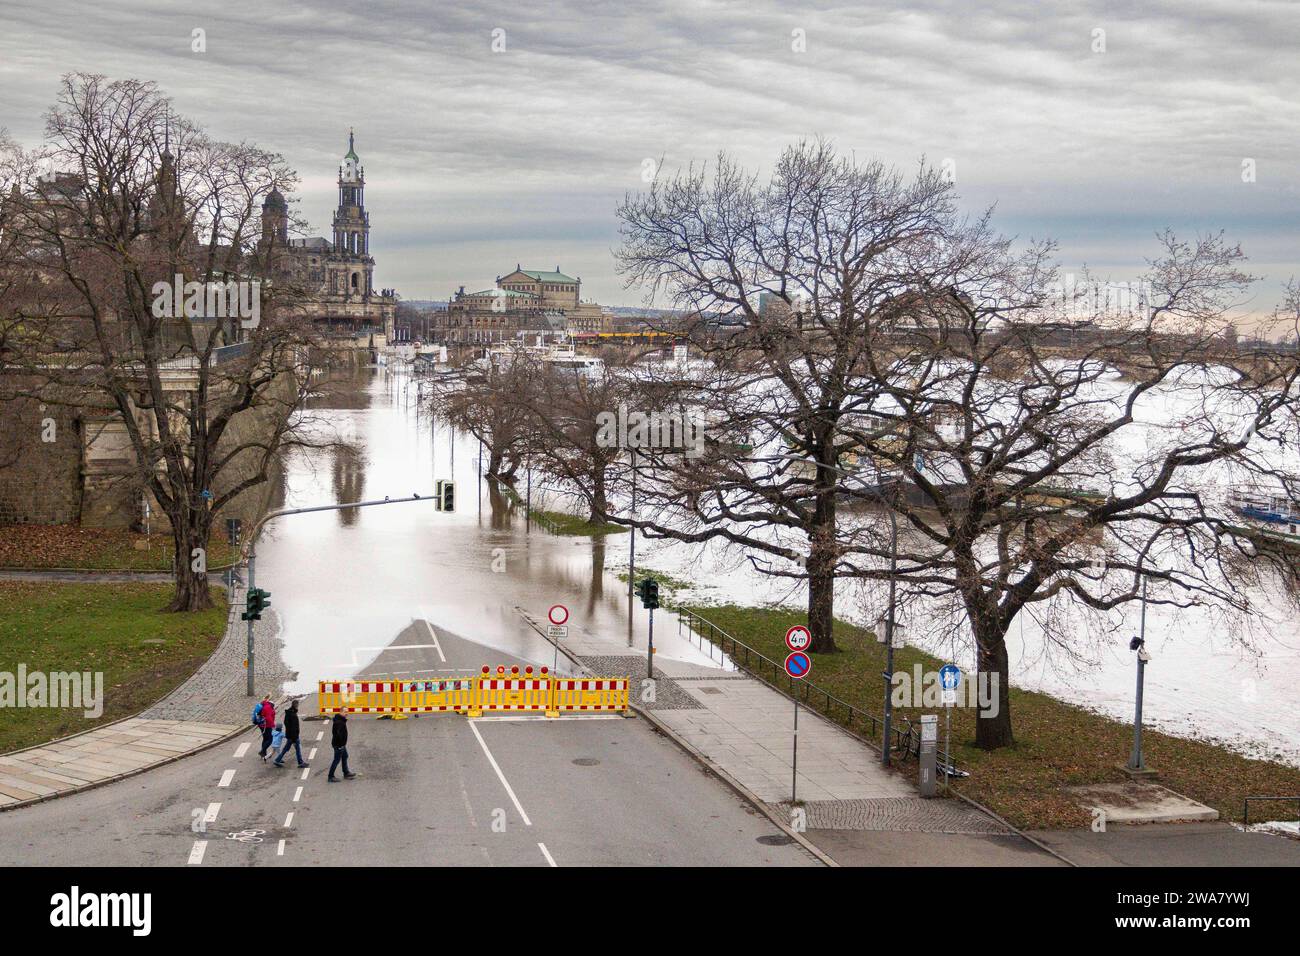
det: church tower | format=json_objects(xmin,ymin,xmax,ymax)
[{"xmin": 331, "ymin": 129, "xmax": 373, "ymax": 298}]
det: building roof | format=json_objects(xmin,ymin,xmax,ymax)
[
  {"xmin": 515, "ymin": 269, "xmax": 577, "ymax": 284},
  {"xmin": 465, "ymin": 287, "xmax": 539, "ymax": 299}
]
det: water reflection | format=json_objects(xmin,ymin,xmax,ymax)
[{"xmin": 257, "ymin": 365, "xmax": 717, "ymax": 693}]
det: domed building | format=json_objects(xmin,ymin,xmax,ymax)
[{"xmin": 260, "ymin": 130, "xmax": 396, "ymax": 344}]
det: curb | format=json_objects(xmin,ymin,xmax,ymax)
[{"xmin": 516, "ymin": 608, "xmax": 836, "ymax": 867}]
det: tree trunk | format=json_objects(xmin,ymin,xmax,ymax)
[
  {"xmin": 166, "ymin": 504, "xmax": 214, "ymax": 612},
  {"xmin": 805, "ymin": 537, "xmax": 839, "ymax": 653},
  {"xmin": 973, "ymin": 622, "xmax": 1013, "ymax": 749},
  {"xmin": 589, "ymin": 465, "xmax": 607, "ymax": 523}
]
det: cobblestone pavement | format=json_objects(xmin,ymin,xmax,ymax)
[
  {"xmin": 774, "ymin": 797, "xmax": 1013, "ymax": 833},
  {"xmin": 144, "ymin": 587, "xmax": 296, "ymax": 724},
  {"xmin": 1, "ymin": 584, "xmax": 293, "ymax": 811}
]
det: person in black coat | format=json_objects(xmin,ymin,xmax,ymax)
[
  {"xmin": 273, "ymin": 699, "xmax": 309, "ymax": 768},
  {"xmin": 328, "ymin": 712, "xmax": 356, "ymax": 781}
]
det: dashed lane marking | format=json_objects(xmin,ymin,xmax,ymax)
[
  {"xmin": 204, "ymin": 802, "xmax": 221, "ymax": 826},
  {"xmin": 277, "ymin": 839, "xmax": 286, "ymax": 857},
  {"xmin": 293, "ymin": 786, "xmax": 303, "ymax": 802},
  {"xmin": 300, "ymin": 768, "xmax": 310, "ymax": 780},
  {"xmin": 218, "ymin": 769, "xmax": 235, "ymax": 788},
  {"xmin": 538, "ymin": 843, "xmax": 557, "ymax": 867},
  {"xmin": 309, "ymin": 748, "xmax": 318, "ymax": 760},
  {"xmin": 188, "ymin": 841, "xmax": 207, "ymax": 865},
  {"xmin": 315, "ymin": 731, "xmax": 323, "ymax": 741},
  {"xmin": 284, "ymin": 812, "xmax": 294, "ymax": 827},
  {"xmin": 469, "ymin": 720, "xmax": 531, "ymax": 827},
  {"xmin": 234, "ymin": 743, "xmax": 250, "ymax": 759}
]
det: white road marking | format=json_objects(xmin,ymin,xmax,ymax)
[
  {"xmin": 218, "ymin": 769, "xmax": 235, "ymax": 788},
  {"xmin": 284, "ymin": 812, "xmax": 294, "ymax": 827},
  {"xmin": 419, "ymin": 615, "xmax": 447, "ymax": 663},
  {"xmin": 538, "ymin": 843, "xmax": 557, "ymax": 867},
  {"xmin": 277, "ymin": 839, "xmax": 286, "ymax": 857},
  {"xmin": 328, "ymin": 643, "xmax": 442, "ymax": 669},
  {"xmin": 293, "ymin": 786, "xmax": 303, "ymax": 802},
  {"xmin": 300, "ymin": 768, "xmax": 310, "ymax": 780},
  {"xmin": 188, "ymin": 841, "xmax": 207, "ymax": 865},
  {"xmin": 472, "ymin": 715, "xmax": 621, "ymax": 722},
  {"xmin": 204, "ymin": 802, "xmax": 221, "ymax": 825},
  {"xmin": 309, "ymin": 748, "xmax": 318, "ymax": 760},
  {"xmin": 469, "ymin": 720, "xmax": 530, "ymax": 827},
  {"xmin": 234, "ymin": 742, "xmax": 250, "ymax": 759},
  {"xmin": 315, "ymin": 731, "xmax": 323, "ymax": 741}
]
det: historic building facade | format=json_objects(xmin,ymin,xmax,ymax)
[
  {"xmin": 261, "ymin": 131, "xmax": 396, "ymax": 342},
  {"xmin": 442, "ymin": 266, "xmax": 607, "ymax": 344}
]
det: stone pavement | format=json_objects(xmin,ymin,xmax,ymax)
[{"xmin": 0, "ymin": 584, "xmax": 292, "ymax": 811}]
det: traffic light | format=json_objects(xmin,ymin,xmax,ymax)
[
  {"xmin": 241, "ymin": 587, "xmax": 271, "ymax": 621},
  {"xmin": 435, "ymin": 479, "xmax": 455, "ymax": 513},
  {"xmin": 636, "ymin": 577, "xmax": 659, "ymax": 610}
]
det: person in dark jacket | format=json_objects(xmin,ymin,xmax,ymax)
[
  {"xmin": 256, "ymin": 695, "xmax": 276, "ymax": 760},
  {"xmin": 328, "ymin": 712, "xmax": 356, "ymax": 782},
  {"xmin": 274, "ymin": 699, "xmax": 309, "ymax": 768}
]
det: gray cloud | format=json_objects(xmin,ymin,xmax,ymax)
[{"xmin": 1, "ymin": 0, "xmax": 1295, "ymax": 310}]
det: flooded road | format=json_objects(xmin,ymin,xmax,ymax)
[{"xmin": 257, "ymin": 366, "xmax": 715, "ymax": 693}]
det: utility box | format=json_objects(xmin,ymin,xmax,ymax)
[{"xmin": 919, "ymin": 713, "xmax": 938, "ymax": 798}]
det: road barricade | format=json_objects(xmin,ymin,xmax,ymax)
[
  {"xmin": 318, "ymin": 678, "xmax": 473, "ymax": 715},
  {"xmin": 317, "ymin": 666, "xmax": 630, "ymax": 718}
]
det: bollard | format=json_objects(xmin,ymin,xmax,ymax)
[{"xmin": 919, "ymin": 714, "xmax": 938, "ymax": 798}]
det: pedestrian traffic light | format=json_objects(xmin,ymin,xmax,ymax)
[
  {"xmin": 242, "ymin": 587, "xmax": 271, "ymax": 621},
  {"xmin": 637, "ymin": 577, "xmax": 659, "ymax": 610},
  {"xmin": 435, "ymin": 479, "xmax": 455, "ymax": 513}
]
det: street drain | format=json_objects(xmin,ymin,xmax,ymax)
[
  {"xmin": 756, "ymin": 834, "xmax": 794, "ymax": 846},
  {"xmin": 572, "ymin": 758, "xmax": 600, "ymax": 766}
]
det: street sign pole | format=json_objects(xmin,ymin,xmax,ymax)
[
  {"xmin": 647, "ymin": 606, "xmax": 654, "ymax": 679},
  {"xmin": 792, "ymin": 697, "xmax": 799, "ymax": 804}
]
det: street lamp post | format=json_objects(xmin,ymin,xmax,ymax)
[{"xmin": 1126, "ymin": 575, "xmax": 1153, "ymax": 774}]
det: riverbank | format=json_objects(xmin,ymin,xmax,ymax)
[
  {"xmin": 0, "ymin": 581, "xmax": 228, "ymax": 752},
  {"xmin": 680, "ymin": 603, "xmax": 1300, "ymax": 831}
]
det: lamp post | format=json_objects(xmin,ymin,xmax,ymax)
[{"xmin": 1126, "ymin": 575, "xmax": 1153, "ymax": 775}]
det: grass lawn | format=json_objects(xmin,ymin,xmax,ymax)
[
  {"xmin": 532, "ymin": 509, "xmax": 627, "ymax": 537},
  {"xmin": 0, "ymin": 524, "xmax": 238, "ymax": 571},
  {"xmin": 0, "ymin": 582, "xmax": 228, "ymax": 753},
  {"xmin": 682, "ymin": 603, "xmax": 1300, "ymax": 830}
]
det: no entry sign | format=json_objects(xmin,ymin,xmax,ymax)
[
  {"xmin": 548, "ymin": 605, "xmax": 569, "ymax": 626},
  {"xmin": 784, "ymin": 651, "xmax": 812, "ymax": 679},
  {"xmin": 785, "ymin": 625, "xmax": 812, "ymax": 652}
]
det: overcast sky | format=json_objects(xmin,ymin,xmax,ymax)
[{"xmin": 1, "ymin": 0, "xmax": 1296, "ymax": 314}]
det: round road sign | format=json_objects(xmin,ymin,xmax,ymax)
[
  {"xmin": 785, "ymin": 625, "xmax": 812, "ymax": 652},
  {"xmin": 784, "ymin": 651, "xmax": 812, "ymax": 679},
  {"xmin": 548, "ymin": 604, "xmax": 569, "ymax": 626}
]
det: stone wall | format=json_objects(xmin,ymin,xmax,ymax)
[{"xmin": 0, "ymin": 391, "xmax": 84, "ymax": 526}]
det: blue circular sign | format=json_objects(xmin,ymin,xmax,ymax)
[
  {"xmin": 784, "ymin": 651, "xmax": 812, "ymax": 679},
  {"xmin": 939, "ymin": 664, "xmax": 961, "ymax": 690}
]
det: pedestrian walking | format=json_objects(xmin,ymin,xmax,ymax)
[
  {"xmin": 274, "ymin": 699, "xmax": 309, "ymax": 768},
  {"xmin": 327, "ymin": 712, "xmax": 357, "ymax": 782},
  {"xmin": 256, "ymin": 695, "xmax": 276, "ymax": 760}
]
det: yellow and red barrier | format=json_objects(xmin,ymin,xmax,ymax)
[{"xmin": 318, "ymin": 665, "xmax": 630, "ymax": 718}]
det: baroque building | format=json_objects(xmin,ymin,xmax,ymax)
[
  {"xmin": 443, "ymin": 265, "xmax": 608, "ymax": 344},
  {"xmin": 261, "ymin": 130, "xmax": 396, "ymax": 342}
]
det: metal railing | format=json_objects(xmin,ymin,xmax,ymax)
[
  {"xmin": 1243, "ymin": 795, "xmax": 1300, "ymax": 826},
  {"xmin": 674, "ymin": 606, "xmax": 962, "ymax": 775}
]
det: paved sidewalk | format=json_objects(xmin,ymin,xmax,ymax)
[
  {"xmin": 0, "ymin": 586, "xmax": 292, "ymax": 811},
  {"xmin": 523, "ymin": 609, "xmax": 1031, "ymax": 859}
]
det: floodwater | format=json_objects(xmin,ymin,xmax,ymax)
[{"xmin": 255, "ymin": 366, "xmax": 716, "ymax": 693}]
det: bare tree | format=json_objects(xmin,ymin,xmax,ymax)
[
  {"xmin": 617, "ymin": 142, "xmax": 1300, "ymax": 749},
  {"xmin": 0, "ymin": 74, "xmax": 320, "ymax": 611}
]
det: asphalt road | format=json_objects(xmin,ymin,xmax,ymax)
[{"xmin": 0, "ymin": 622, "xmax": 817, "ymax": 867}]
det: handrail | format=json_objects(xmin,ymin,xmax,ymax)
[{"xmin": 1243, "ymin": 795, "xmax": 1300, "ymax": 827}]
